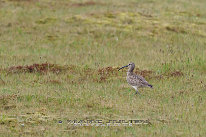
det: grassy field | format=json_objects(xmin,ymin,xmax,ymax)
[{"xmin": 0, "ymin": 0, "xmax": 206, "ymax": 136}]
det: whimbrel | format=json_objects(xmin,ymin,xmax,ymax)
[{"xmin": 118, "ymin": 62, "xmax": 153, "ymax": 94}]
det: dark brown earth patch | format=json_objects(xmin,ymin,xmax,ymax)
[
  {"xmin": 98, "ymin": 67, "xmax": 118, "ymax": 76},
  {"xmin": 97, "ymin": 67, "xmax": 155, "ymax": 83},
  {"xmin": 154, "ymin": 71, "xmax": 184, "ymax": 79},
  {"xmin": 7, "ymin": 63, "xmax": 66, "ymax": 74},
  {"xmin": 4, "ymin": 64, "xmax": 184, "ymax": 83},
  {"xmin": 96, "ymin": 67, "xmax": 119, "ymax": 83},
  {"xmin": 118, "ymin": 67, "xmax": 183, "ymax": 80},
  {"xmin": 168, "ymin": 71, "xmax": 184, "ymax": 77},
  {"xmin": 71, "ymin": 1, "xmax": 104, "ymax": 7},
  {"xmin": 134, "ymin": 69, "xmax": 154, "ymax": 78},
  {"xmin": 7, "ymin": 0, "xmax": 38, "ymax": 2},
  {"xmin": 46, "ymin": 80, "xmax": 62, "ymax": 85}
]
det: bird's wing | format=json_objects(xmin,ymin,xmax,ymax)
[{"xmin": 128, "ymin": 74, "xmax": 149, "ymax": 86}]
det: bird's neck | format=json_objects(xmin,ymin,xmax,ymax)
[{"xmin": 127, "ymin": 71, "xmax": 133, "ymax": 76}]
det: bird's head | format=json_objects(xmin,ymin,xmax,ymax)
[{"xmin": 118, "ymin": 62, "xmax": 135, "ymax": 72}]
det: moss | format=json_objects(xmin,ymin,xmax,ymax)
[{"xmin": 65, "ymin": 11, "xmax": 206, "ymax": 37}]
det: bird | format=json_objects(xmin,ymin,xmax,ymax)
[{"xmin": 118, "ymin": 62, "xmax": 153, "ymax": 95}]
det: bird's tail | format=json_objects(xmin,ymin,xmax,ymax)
[{"xmin": 148, "ymin": 84, "xmax": 153, "ymax": 88}]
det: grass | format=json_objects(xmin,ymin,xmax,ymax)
[{"xmin": 0, "ymin": 0, "xmax": 206, "ymax": 136}]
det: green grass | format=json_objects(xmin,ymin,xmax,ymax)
[{"xmin": 0, "ymin": 0, "xmax": 206, "ymax": 136}]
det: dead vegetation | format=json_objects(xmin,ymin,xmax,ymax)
[
  {"xmin": 7, "ymin": 0, "xmax": 38, "ymax": 2},
  {"xmin": 168, "ymin": 71, "xmax": 184, "ymax": 77},
  {"xmin": 165, "ymin": 26, "xmax": 186, "ymax": 34},
  {"xmin": 4, "ymin": 63, "xmax": 184, "ymax": 84},
  {"xmin": 0, "ymin": 94, "xmax": 17, "ymax": 110},
  {"xmin": 71, "ymin": 1, "xmax": 104, "ymax": 7},
  {"xmin": 0, "ymin": 76, "xmax": 5, "ymax": 85},
  {"xmin": 7, "ymin": 63, "xmax": 67, "ymax": 74}
]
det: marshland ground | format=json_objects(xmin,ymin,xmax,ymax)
[{"xmin": 0, "ymin": 0, "xmax": 206, "ymax": 136}]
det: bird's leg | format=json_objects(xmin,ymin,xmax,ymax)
[{"xmin": 135, "ymin": 89, "xmax": 140, "ymax": 95}]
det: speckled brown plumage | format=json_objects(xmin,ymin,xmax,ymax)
[{"xmin": 118, "ymin": 62, "xmax": 153, "ymax": 94}]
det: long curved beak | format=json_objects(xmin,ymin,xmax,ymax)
[{"xmin": 118, "ymin": 65, "xmax": 129, "ymax": 71}]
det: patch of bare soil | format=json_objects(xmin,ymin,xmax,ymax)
[
  {"xmin": 7, "ymin": 63, "xmax": 66, "ymax": 74},
  {"xmin": 71, "ymin": 1, "xmax": 104, "ymax": 7}
]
